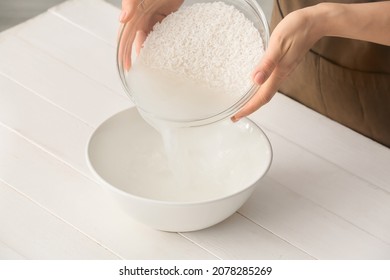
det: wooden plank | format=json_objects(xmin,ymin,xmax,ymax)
[
  {"xmin": 0, "ymin": 74, "xmax": 93, "ymax": 176},
  {"xmin": 0, "ymin": 181, "xmax": 119, "ymax": 260},
  {"xmin": 0, "ymin": 66, "xmax": 213, "ymax": 259},
  {"xmin": 0, "ymin": 37, "xmax": 131, "ymax": 128},
  {"xmin": 11, "ymin": 12, "xmax": 124, "ymax": 95},
  {"xmin": 265, "ymin": 130, "xmax": 390, "ymax": 244},
  {"xmin": 0, "ymin": 75, "xmax": 308, "ymax": 259},
  {"xmin": 0, "ymin": 47, "xmax": 302, "ymax": 260},
  {"xmin": 182, "ymin": 213, "xmax": 314, "ymax": 259},
  {"xmin": 185, "ymin": 128, "xmax": 390, "ymax": 259},
  {"xmin": 49, "ymin": 0, "xmax": 120, "ymax": 46},
  {"xmin": 48, "ymin": 0, "xmax": 274, "ymax": 45},
  {"xmin": 252, "ymin": 93, "xmax": 390, "ymax": 193},
  {"xmin": 0, "ymin": 241, "xmax": 25, "ymax": 260},
  {"xmin": 0, "ymin": 124, "xmax": 216, "ymax": 259},
  {"xmin": 45, "ymin": 2, "xmax": 320, "ymax": 260},
  {"xmin": 0, "ymin": 0, "xmax": 65, "ymax": 31},
  {"xmin": 1, "ymin": 0, "xmax": 385, "ymax": 257},
  {"xmin": 239, "ymin": 175, "xmax": 390, "ymax": 259},
  {"xmin": 48, "ymin": 0, "xmax": 274, "ymax": 44},
  {"xmin": 0, "ymin": 1, "xmax": 215, "ymax": 260}
]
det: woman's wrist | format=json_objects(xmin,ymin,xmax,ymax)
[
  {"xmin": 290, "ymin": 3, "xmax": 337, "ymax": 46},
  {"xmin": 305, "ymin": 3, "xmax": 343, "ymax": 40},
  {"xmin": 307, "ymin": 2, "xmax": 390, "ymax": 46}
]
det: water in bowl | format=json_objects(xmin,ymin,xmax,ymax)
[
  {"xmin": 113, "ymin": 109, "xmax": 267, "ymax": 202},
  {"xmin": 123, "ymin": 1, "xmax": 266, "ymax": 192}
]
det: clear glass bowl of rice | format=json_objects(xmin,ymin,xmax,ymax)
[{"xmin": 117, "ymin": 0, "xmax": 270, "ymax": 127}]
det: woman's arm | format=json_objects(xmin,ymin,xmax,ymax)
[
  {"xmin": 321, "ymin": 1, "xmax": 390, "ymax": 46},
  {"xmin": 232, "ymin": 1, "xmax": 390, "ymax": 121}
]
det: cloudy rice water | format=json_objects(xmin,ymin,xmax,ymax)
[
  {"xmin": 127, "ymin": 1, "xmax": 265, "ymax": 190},
  {"xmin": 129, "ymin": 1, "xmax": 264, "ymax": 121}
]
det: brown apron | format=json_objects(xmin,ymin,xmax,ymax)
[{"xmin": 271, "ymin": 0, "xmax": 390, "ymax": 147}]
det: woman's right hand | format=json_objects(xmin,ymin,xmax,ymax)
[{"xmin": 118, "ymin": 0, "xmax": 183, "ymax": 69}]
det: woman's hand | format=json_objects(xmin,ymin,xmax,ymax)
[
  {"xmin": 120, "ymin": 0, "xmax": 184, "ymax": 24},
  {"xmin": 232, "ymin": 1, "xmax": 390, "ymax": 122},
  {"xmin": 232, "ymin": 6, "xmax": 324, "ymax": 122},
  {"xmin": 118, "ymin": 0, "xmax": 183, "ymax": 69}
]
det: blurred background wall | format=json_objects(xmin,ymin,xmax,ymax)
[
  {"xmin": 0, "ymin": 0, "xmax": 121, "ymax": 31},
  {"xmin": 0, "ymin": 0, "xmax": 272, "ymax": 32}
]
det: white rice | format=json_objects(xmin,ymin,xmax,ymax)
[{"xmin": 138, "ymin": 1, "xmax": 264, "ymax": 96}]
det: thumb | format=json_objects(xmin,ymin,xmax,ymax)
[
  {"xmin": 120, "ymin": 0, "xmax": 138, "ymax": 23},
  {"xmin": 251, "ymin": 34, "xmax": 286, "ymax": 85},
  {"xmin": 252, "ymin": 52, "xmax": 278, "ymax": 86},
  {"xmin": 231, "ymin": 47, "xmax": 282, "ymax": 122}
]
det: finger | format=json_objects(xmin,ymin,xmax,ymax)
[
  {"xmin": 134, "ymin": 30, "xmax": 147, "ymax": 55},
  {"xmin": 251, "ymin": 37, "xmax": 285, "ymax": 85},
  {"xmin": 252, "ymin": 57, "xmax": 277, "ymax": 85},
  {"xmin": 120, "ymin": 0, "xmax": 138, "ymax": 22},
  {"xmin": 230, "ymin": 37, "xmax": 286, "ymax": 121},
  {"xmin": 117, "ymin": 22, "xmax": 137, "ymax": 71},
  {"xmin": 231, "ymin": 70, "xmax": 282, "ymax": 122},
  {"xmin": 124, "ymin": 26, "xmax": 137, "ymax": 71}
]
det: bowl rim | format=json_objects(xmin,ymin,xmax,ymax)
[
  {"xmin": 116, "ymin": 0, "xmax": 271, "ymax": 126},
  {"xmin": 86, "ymin": 107, "xmax": 273, "ymax": 207}
]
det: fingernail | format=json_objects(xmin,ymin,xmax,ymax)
[
  {"xmin": 119, "ymin": 11, "xmax": 127, "ymax": 22},
  {"xmin": 231, "ymin": 116, "xmax": 241, "ymax": 123},
  {"xmin": 254, "ymin": 72, "xmax": 265, "ymax": 85}
]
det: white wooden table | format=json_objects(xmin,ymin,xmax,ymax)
[{"xmin": 1, "ymin": 0, "xmax": 390, "ymax": 260}]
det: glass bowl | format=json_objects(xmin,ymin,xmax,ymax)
[{"xmin": 117, "ymin": 0, "xmax": 270, "ymax": 127}]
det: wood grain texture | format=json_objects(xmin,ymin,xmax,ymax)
[
  {"xmin": 0, "ymin": 122, "xmax": 216, "ymax": 259},
  {"xmin": 0, "ymin": 73, "xmax": 307, "ymax": 259},
  {"xmin": 0, "ymin": 181, "xmax": 119, "ymax": 259},
  {"xmin": 0, "ymin": 74, "xmax": 94, "ymax": 176},
  {"xmin": 266, "ymin": 130, "xmax": 390, "ymax": 245},
  {"xmin": 0, "ymin": 0, "xmax": 388, "ymax": 260},
  {"xmin": 253, "ymin": 94, "xmax": 390, "ymax": 193},
  {"xmin": 0, "ymin": 241, "xmax": 25, "ymax": 260},
  {"xmin": 0, "ymin": 37, "xmax": 131, "ymax": 128},
  {"xmin": 0, "ymin": 0, "xmax": 272, "ymax": 32},
  {"xmin": 12, "ymin": 12, "xmax": 124, "ymax": 94},
  {"xmin": 49, "ymin": 0, "xmax": 120, "ymax": 46},
  {"xmin": 240, "ymin": 176, "xmax": 390, "ymax": 259},
  {"xmin": 0, "ymin": 0, "xmax": 309, "ymax": 259},
  {"xmin": 182, "ymin": 214, "xmax": 313, "ymax": 260},
  {"xmin": 0, "ymin": 0, "xmax": 121, "ymax": 32}
]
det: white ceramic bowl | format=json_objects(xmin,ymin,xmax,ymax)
[{"xmin": 87, "ymin": 108, "xmax": 272, "ymax": 232}]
